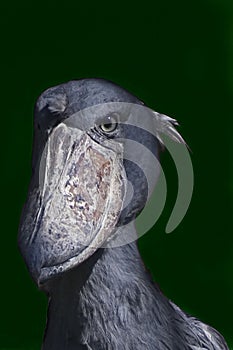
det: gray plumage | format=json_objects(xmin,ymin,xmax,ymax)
[
  {"xmin": 18, "ymin": 78, "xmax": 229, "ymax": 350},
  {"xmin": 42, "ymin": 243, "xmax": 228, "ymax": 350}
]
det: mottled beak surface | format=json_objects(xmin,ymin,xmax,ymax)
[{"xmin": 18, "ymin": 121, "xmax": 126, "ymax": 286}]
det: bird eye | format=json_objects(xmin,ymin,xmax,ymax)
[{"xmin": 99, "ymin": 114, "xmax": 118, "ymax": 133}]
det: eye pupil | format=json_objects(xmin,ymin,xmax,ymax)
[{"xmin": 103, "ymin": 123, "xmax": 113, "ymax": 130}]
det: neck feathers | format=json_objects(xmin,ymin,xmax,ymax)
[{"xmin": 42, "ymin": 242, "xmax": 175, "ymax": 349}]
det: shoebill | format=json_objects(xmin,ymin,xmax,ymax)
[{"xmin": 18, "ymin": 79, "xmax": 229, "ymax": 350}]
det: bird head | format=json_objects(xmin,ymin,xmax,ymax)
[{"xmin": 18, "ymin": 79, "xmax": 185, "ymax": 287}]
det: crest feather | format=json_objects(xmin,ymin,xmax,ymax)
[{"xmin": 152, "ymin": 111, "xmax": 186, "ymax": 146}]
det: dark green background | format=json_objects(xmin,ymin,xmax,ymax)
[{"xmin": 0, "ymin": 1, "xmax": 232, "ymax": 349}]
